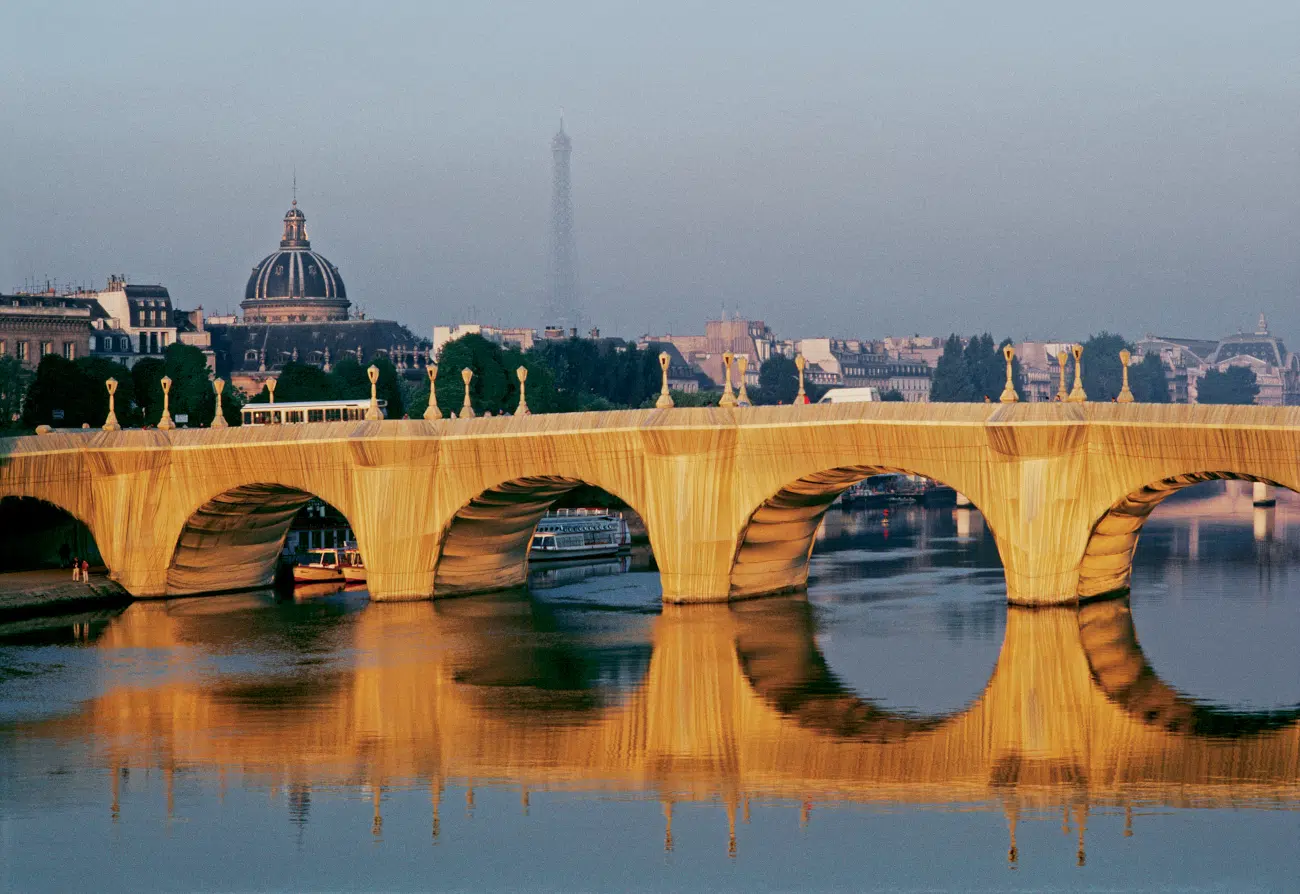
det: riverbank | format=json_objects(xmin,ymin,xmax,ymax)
[{"xmin": 0, "ymin": 570, "xmax": 132, "ymax": 622}]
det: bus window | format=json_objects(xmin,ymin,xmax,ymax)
[
  {"xmin": 308, "ymin": 409, "xmax": 324, "ymax": 423},
  {"xmin": 287, "ymin": 410, "xmax": 304, "ymax": 423},
  {"xmin": 252, "ymin": 410, "xmax": 272, "ymax": 425},
  {"xmin": 325, "ymin": 408, "xmax": 342, "ymax": 422}
]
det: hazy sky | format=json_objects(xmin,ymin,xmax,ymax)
[{"xmin": 2, "ymin": 1, "xmax": 1297, "ymax": 342}]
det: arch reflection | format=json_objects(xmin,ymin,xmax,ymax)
[
  {"xmin": 1079, "ymin": 597, "xmax": 1300, "ymax": 736},
  {"xmin": 11, "ymin": 592, "xmax": 1300, "ymax": 835}
]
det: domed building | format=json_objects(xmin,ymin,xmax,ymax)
[
  {"xmin": 241, "ymin": 201, "xmax": 350, "ymax": 323},
  {"xmin": 208, "ymin": 197, "xmax": 429, "ymax": 396}
]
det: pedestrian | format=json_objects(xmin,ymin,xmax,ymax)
[
  {"xmin": 71, "ymin": 555, "xmax": 81, "ymax": 582},
  {"xmin": 81, "ymin": 558, "xmax": 91, "ymax": 582}
]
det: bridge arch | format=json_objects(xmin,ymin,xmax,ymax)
[
  {"xmin": 433, "ymin": 475, "xmax": 649, "ymax": 597},
  {"xmin": 729, "ymin": 464, "xmax": 992, "ymax": 599},
  {"xmin": 1078, "ymin": 472, "xmax": 1287, "ymax": 599},
  {"xmin": 0, "ymin": 494, "xmax": 104, "ymax": 575},
  {"xmin": 166, "ymin": 482, "xmax": 360, "ymax": 596},
  {"xmin": 1078, "ymin": 597, "xmax": 1300, "ymax": 737}
]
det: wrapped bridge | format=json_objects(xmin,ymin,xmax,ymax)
[{"xmin": 1, "ymin": 402, "xmax": 1297, "ymax": 605}]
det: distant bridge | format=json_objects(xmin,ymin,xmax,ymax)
[{"xmin": 1, "ymin": 402, "xmax": 1297, "ymax": 604}]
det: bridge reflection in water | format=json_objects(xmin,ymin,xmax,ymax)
[{"xmin": 16, "ymin": 591, "xmax": 1300, "ymax": 862}]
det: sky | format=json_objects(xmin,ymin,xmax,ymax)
[{"xmin": 1, "ymin": 1, "xmax": 1297, "ymax": 343}]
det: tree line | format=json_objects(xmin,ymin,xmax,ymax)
[
  {"xmin": 930, "ymin": 331, "xmax": 1259, "ymax": 405},
  {"xmin": 6, "ymin": 330, "xmax": 1263, "ymax": 433}
]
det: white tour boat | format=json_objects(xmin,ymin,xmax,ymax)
[{"xmin": 529, "ymin": 509, "xmax": 631, "ymax": 561}]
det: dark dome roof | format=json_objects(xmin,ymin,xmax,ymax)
[
  {"xmin": 245, "ymin": 248, "xmax": 346, "ymax": 302},
  {"xmin": 243, "ymin": 202, "xmax": 347, "ymax": 303}
]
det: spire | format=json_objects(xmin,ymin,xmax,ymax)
[{"xmin": 1257, "ymin": 312, "xmax": 1269, "ymax": 335}]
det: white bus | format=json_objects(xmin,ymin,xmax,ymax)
[{"xmin": 241, "ymin": 398, "xmax": 387, "ymax": 426}]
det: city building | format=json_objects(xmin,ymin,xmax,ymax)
[
  {"xmin": 1015, "ymin": 341, "xmax": 1077, "ymax": 402},
  {"xmin": 1201, "ymin": 316, "xmax": 1300, "ymax": 406},
  {"xmin": 210, "ymin": 198, "xmax": 428, "ymax": 394},
  {"xmin": 641, "ymin": 318, "xmax": 784, "ymax": 388},
  {"xmin": 242, "ymin": 201, "xmax": 349, "ymax": 323},
  {"xmin": 87, "ymin": 276, "xmax": 179, "ymax": 367},
  {"xmin": 1137, "ymin": 317, "xmax": 1299, "ymax": 406},
  {"xmin": 0, "ymin": 291, "xmax": 96, "ymax": 369},
  {"xmin": 798, "ymin": 337, "xmax": 931, "ymax": 401}
]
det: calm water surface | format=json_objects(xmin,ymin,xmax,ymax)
[{"xmin": 2, "ymin": 484, "xmax": 1298, "ymax": 892}]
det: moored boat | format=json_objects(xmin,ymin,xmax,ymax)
[
  {"xmin": 293, "ymin": 548, "xmax": 346, "ymax": 583},
  {"xmin": 341, "ymin": 548, "xmax": 366, "ymax": 583},
  {"xmin": 529, "ymin": 510, "xmax": 631, "ymax": 561}
]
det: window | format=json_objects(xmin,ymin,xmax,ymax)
[
  {"xmin": 307, "ymin": 409, "xmax": 325, "ymax": 422},
  {"xmin": 0, "ymin": 340, "xmax": 6, "ymax": 355},
  {"xmin": 120, "ymin": 337, "xmax": 129, "ymax": 352},
  {"xmin": 17, "ymin": 342, "xmax": 29, "ymax": 361},
  {"xmin": 161, "ymin": 331, "xmax": 169, "ymax": 347},
  {"xmin": 63, "ymin": 342, "xmax": 75, "ymax": 360},
  {"xmin": 149, "ymin": 332, "xmax": 159, "ymax": 354},
  {"xmin": 40, "ymin": 341, "xmax": 53, "ymax": 356},
  {"xmin": 139, "ymin": 333, "xmax": 148, "ymax": 353}
]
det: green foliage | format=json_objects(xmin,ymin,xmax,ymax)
[
  {"xmin": 880, "ymin": 388, "xmax": 906, "ymax": 402},
  {"xmin": 931, "ymin": 335, "xmax": 974, "ymax": 402},
  {"xmin": 328, "ymin": 357, "xmax": 370, "ymax": 400},
  {"xmin": 76, "ymin": 356, "xmax": 140, "ymax": 427},
  {"xmin": 270, "ymin": 361, "xmax": 336, "ymax": 402},
  {"xmin": 368, "ymin": 354, "xmax": 406, "ymax": 419},
  {"xmin": 130, "ymin": 357, "xmax": 166, "ymax": 423},
  {"xmin": 161, "ymin": 344, "xmax": 216, "ymax": 425},
  {"xmin": 1129, "ymin": 353, "xmax": 1170, "ymax": 403},
  {"xmin": 19, "ymin": 354, "xmax": 140, "ymax": 428},
  {"xmin": 528, "ymin": 337, "xmax": 661, "ymax": 411},
  {"xmin": 931, "ymin": 334, "xmax": 1023, "ymax": 402},
  {"xmin": 1079, "ymin": 332, "xmax": 1129, "ymax": 402},
  {"xmin": 1197, "ymin": 366, "xmax": 1259, "ymax": 405},
  {"xmin": 0, "ymin": 356, "xmax": 29, "ymax": 429},
  {"xmin": 436, "ymin": 334, "xmax": 514, "ymax": 416},
  {"xmin": 757, "ymin": 355, "xmax": 800, "ymax": 405}
]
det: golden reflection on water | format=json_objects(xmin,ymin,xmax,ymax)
[{"xmin": 17, "ymin": 590, "xmax": 1300, "ymax": 860}]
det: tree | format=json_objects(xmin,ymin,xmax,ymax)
[
  {"xmin": 76, "ymin": 356, "xmax": 140, "ymax": 427},
  {"xmin": 931, "ymin": 335, "xmax": 975, "ymax": 402},
  {"xmin": 1129, "ymin": 353, "xmax": 1170, "ymax": 403},
  {"xmin": 328, "ymin": 357, "xmax": 370, "ymax": 400},
  {"xmin": 436, "ymin": 334, "xmax": 511, "ymax": 416},
  {"xmin": 1197, "ymin": 366, "xmax": 1259, "ymax": 405},
  {"xmin": 271, "ymin": 361, "xmax": 336, "ymax": 403},
  {"xmin": 932, "ymin": 334, "xmax": 1023, "ymax": 401},
  {"xmin": 131, "ymin": 357, "xmax": 166, "ymax": 424},
  {"xmin": 880, "ymin": 388, "xmax": 906, "ymax": 402},
  {"xmin": 22, "ymin": 355, "xmax": 87, "ymax": 427},
  {"xmin": 1079, "ymin": 332, "xmax": 1128, "ymax": 402},
  {"xmin": 162, "ymin": 344, "xmax": 216, "ymax": 425},
  {"xmin": 757, "ymin": 355, "xmax": 800, "ymax": 405},
  {"xmin": 0, "ymin": 356, "xmax": 29, "ymax": 430}
]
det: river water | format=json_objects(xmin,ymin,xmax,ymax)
[{"xmin": 1, "ymin": 483, "xmax": 1298, "ymax": 892}]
